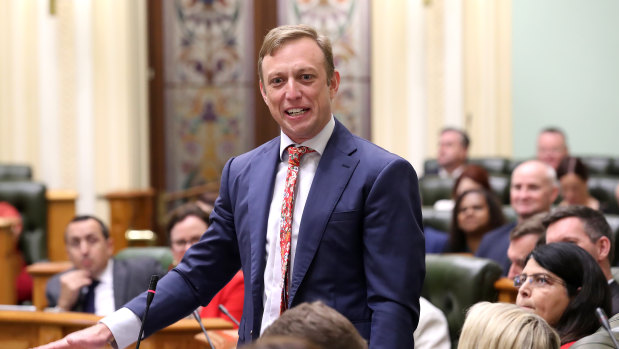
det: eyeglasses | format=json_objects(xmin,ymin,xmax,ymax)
[
  {"xmin": 171, "ymin": 236, "xmax": 201, "ymax": 249},
  {"xmin": 513, "ymin": 273, "xmax": 566, "ymax": 288}
]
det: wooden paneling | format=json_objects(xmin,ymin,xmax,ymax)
[
  {"xmin": 46, "ymin": 189, "xmax": 77, "ymax": 262},
  {"xmin": 0, "ymin": 219, "xmax": 18, "ymax": 305},
  {"xmin": 104, "ymin": 189, "xmax": 155, "ymax": 252},
  {"xmin": 0, "ymin": 310, "xmax": 233, "ymax": 349}
]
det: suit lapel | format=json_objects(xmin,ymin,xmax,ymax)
[
  {"xmin": 112, "ymin": 259, "xmax": 126, "ymax": 310},
  {"xmin": 289, "ymin": 121, "xmax": 359, "ymax": 304},
  {"xmin": 247, "ymin": 139, "xmax": 280, "ymax": 319}
]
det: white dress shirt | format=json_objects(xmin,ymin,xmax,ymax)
[
  {"xmin": 101, "ymin": 117, "xmax": 335, "ymax": 349},
  {"xmin": 260, "ymin": 116, "xmax": 334, "ymax": 333},
  {"xmin": 94, "ymin": 259, "xmax": 115, "ymax": 316}
]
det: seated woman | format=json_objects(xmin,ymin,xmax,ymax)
[
  {"xmin": 443, "ymin": 189, "xmax": 505, "ymax": 254},
  {"xmin": 434, "ymin": 164, "xmax": 492, "ymax": 211},
  {"xmin": 167, "ymin": 202, "xmax": 244, "ymax": 327},
  {"xmin": 458, "ymin": 301, "xmax": 560, "ymax": 349},
  {"xmin": 556, "ymin": 156, "xmax": 600, "ymax": 210},
  {"xmin": 515, "ymin": 242, "xmax": 611, "ymax": 348}
]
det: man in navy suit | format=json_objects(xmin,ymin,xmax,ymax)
[{"xmin": 36, "ymin": 24, "xmax": 425, "ymax": 349}]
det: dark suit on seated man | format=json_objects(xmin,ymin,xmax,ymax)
[
  {"xmin": 34, "ymin": 24, "xmax": 425, "ymax": 349},
  {"xmin": 46, "ymin": 215, "xmax": 163, "ymax": 315}
]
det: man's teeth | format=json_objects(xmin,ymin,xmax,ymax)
[{"xmin": 286, "ymin": 108, "xmax": 307, "ymax": 116}]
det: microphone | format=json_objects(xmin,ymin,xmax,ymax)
[
  {"xmin": 135, "ymin": 275, "xmax": 159, "ymax": 349},
  {"xmin": 192, "ymin": 309, "xmax": 216, "ymax": 349},
  {"xmin": 218, "ymin": 304, "xmax": 240, "ymax": 327},
  {"xmin": 595, "ymin": 307, "xmax": 619, "ymax": 349}
]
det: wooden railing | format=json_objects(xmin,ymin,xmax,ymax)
[
  {"xmin": 46, "ymin": 189, "xmax": 78, "ymax": 262},
  {"xmin": 0, "ymin": 219, "xmax": 19, "ymax": 305}
]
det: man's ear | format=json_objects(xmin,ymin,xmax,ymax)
[
  {"xmin": 549, "ymin": 185, "xmax": 559, "ymax": 204},
  {"xmin": 107, "ymin": 237, "xmax": 115, "ymax": 256},
  {"xmin": 259, "ymin": 81, "xmax": 267, "ymax": 103},
  {"xmin": 597, "ymin": 236, "xmax": 611, "ymax": 262},
  {"xmin": 329, "ymin": 70, "xmax": 340, "ymax": 99}
]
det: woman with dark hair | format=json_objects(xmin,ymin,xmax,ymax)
[
  {"xmin": 433, "ymin": 164, "xmax": 492, "ymax": 211},
  {"xmin": 515, "ymin": 242, "xmax": 611, "ymax": 348},
  {"xmin": 556, "ymin": 157, "xmax": 599, "ymax": 210},
  {"xmin": 444, "ymin": 189, "xmax": 506, "ymax": 254},
  {"xmin": 452, "ymin": 164, "xmax": 491, "ymax": 198}
]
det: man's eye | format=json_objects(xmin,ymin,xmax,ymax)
[
  {"xmin": 301, "ymin": 74, "xmax": 312, "ymax": 80},
  {"xmin": 270, "ymin": 78, "xmax": 283, "ymax": 85}
]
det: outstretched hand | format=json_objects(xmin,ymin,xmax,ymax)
[{"xmin": 33, "ymin": 323, "xmax": 115, "ymax": 349}]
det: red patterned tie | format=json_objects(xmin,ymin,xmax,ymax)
[{"xmin": 280, "ymin": 145, "xmax": 314, "ymax": 313}]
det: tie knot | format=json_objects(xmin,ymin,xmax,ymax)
[
  {"xmin": 89, "ymin": 279, "xmax": 100, "ymax": 290},
  {"xmin": 287, "ymin": 146, "xmax": 315, "ymax": 166}
]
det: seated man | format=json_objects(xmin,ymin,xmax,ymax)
[
  {"xmin": 429, "ymin": 127, "xmax": 470, "ymax": 179},
  {"xmin": 46, "ymin": 215, "xmax": 163, "ymax": 315},
  {"xmin": 261, "ymin": 301, "xmax": 367, "ymax": 349},
  {"xmin": 536, "ymin": 127, "xmax": 569, "ymax": 170},
  {"xmin": 476, "ymin": 160, "xmax": 558, "ymax": 274},
  {"xmin": 166, "ymin": 202, "xmax": 244, "ymax": 326},
  {"xmin": 506, "ymin": 212, "xmax": 546, "ymax": 279},
  {"xmin": 543, "ymin": 205, "xmax": 619, "ymax": 315}
]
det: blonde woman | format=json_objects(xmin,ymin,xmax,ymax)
[{"xmin": 458, "ymin": 302, "xmax": 560, "ymax": 349}]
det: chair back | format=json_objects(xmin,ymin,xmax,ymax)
[
  {"xmin": 115, "ymin": 247, "xmax": 174, "ymax": 271},
  {"xmin": 422, "ymin": 254, "xmax": 502, "ymax": 347},
  {"xmin": 0, "ymin": 164, "xmax": 32, "ymax": 181},
  {"xmin": 0, "ymin": 181, "xmax": 47, "ymax": 263}
]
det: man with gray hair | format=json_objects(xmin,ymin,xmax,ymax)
[
  {"xmin": 476, "ymin": 160, "xmax": 559, "ymax": 274},
  {"xmin": 543, "ymin": 205, "xmax": 619, "ymax": 315}
]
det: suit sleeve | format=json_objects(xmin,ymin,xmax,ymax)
[
  {"xmin": 123, "ymin": 158, "xmax": 242, "ymax": 337},
  {"xmin": 363, "ymin": 158, "xmax": 425, "ymax": 348}
]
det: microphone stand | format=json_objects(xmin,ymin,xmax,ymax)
[
  {"xmin": 596, "ymin": 307, "xmax": 619, "ymax": 349},
  {"xmin": 193, "ymin": 309, "xmax": 216, "ymax": 349},
  {"xmin": 135, "ymin": 275, "xmax": 159, "ymax": 349},
  {"xmin": 218, "ymin": 304, "xmax": 240, "ymax": 327}
]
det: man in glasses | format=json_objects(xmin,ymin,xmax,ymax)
[{"xmin": 543, "ymin": 205, "xmax": 619, "ymax": 315}]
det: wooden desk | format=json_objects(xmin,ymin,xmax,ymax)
[
  {"xmin": 495, "ymin": 277, "xmax": 518, "ymax": 303},
  {"xmin": 26, "ymin": 261, "xmax": 73, "ymax": 310},
  {"xmin": 46, "ymin": 189, "xmax": 77, "ymax": 262},
  {"xmin": 0, "ymin": 219, "xmax": 19, "ymax": 305},
  {"xmin": 0, "ymin": 310, "xmax": 233, "ymax": 349}
]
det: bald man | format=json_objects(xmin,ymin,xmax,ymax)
[{"xmin": 476, "ymin": 160, "xmax": 559, "ymax": 274}]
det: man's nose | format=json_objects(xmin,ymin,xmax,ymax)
[{"xmin": 285, "ymin": 80, "xmax": 301, "ymax": 99}]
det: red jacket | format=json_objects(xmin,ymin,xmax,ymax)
[{"xmin": 200, "ymin": 270, "xmax": 244, "ymax": 328}]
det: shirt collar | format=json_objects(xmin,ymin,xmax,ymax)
[
  {"xmin": 279, "ymin": 116, "xmax": 335, "ymax": 161},
  {"xmin": 98, "ymin": 259, "xmax": 114, "ymax": 285}
]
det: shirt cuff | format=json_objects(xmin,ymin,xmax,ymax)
[{"xmin": 99, "ymin": 307, "xmax": 141, "ymax": 349}]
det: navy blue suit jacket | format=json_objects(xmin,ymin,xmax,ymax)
[
  {"xmin": 125, "ymin": 120, "xmax": 425, "ymax": 348},
  {"xmin": 475, "ymin": 221, "xmax": 516, "ymax": 275}
]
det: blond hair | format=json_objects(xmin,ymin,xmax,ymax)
[
  {"xmin": 257, "ymin": 24, "xmax": 334, "ymax": 85},
  {"xmin": 458, "ymin": 302, "xmax": 560, "ymax": 349}
]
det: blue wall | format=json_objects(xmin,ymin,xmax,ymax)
[{"xmin": 512, "ymin": 0, "xmax": 619, "ymax": 158}]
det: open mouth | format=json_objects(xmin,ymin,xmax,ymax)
[{"xmin": 286, "ymin": 108, "xmax": 309, "ymax": 116}]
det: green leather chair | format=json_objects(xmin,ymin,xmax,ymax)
[
  {"xmin": 489, "ymin": 174, "xmax": 511, "ymax": 205},
  {"xmin": 419, "ymin": 175, "xmax": 454, "ymax": 206},
  {"xmin": 469, "ymin": 157, "xmax": 510, "ymax": 175},
  {"xmin": 589, "ymin": 175, "xmax": 619, "ymax": 215},
  {"xmin": 579, "ymin": 155, "xmax": 613, "ymax": 175},
  {"xmin": 610, "ymin": 157, "xmax": 619, "ymax": 176},
  {"xmin": 0, "ymin": 181, "xmax": 47, "ymax": 264},
  {"xmin": 422, "ymin": 207, "xmax": 452, "ymax": 232},
  {"xmin": 0, "ymin": 164, "xmax": 32, "ymax": 181},
  {"xmin": 115, "ymin": 246, "xmax": 174, "ymax": 271},
  {"xmin": 422, "ymin": 254, "xmax": 502, "ymax": 347}
]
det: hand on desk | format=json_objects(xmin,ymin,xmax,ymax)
[
  {"xmin": 33, "ymin": 323, "xmax": 114, "ymax": 349},
  {"xmin": 58, "ymin": 270, "xmax": 95, "ymax": 311}
]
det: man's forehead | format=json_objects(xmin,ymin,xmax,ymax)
[
  {"xmin": 547, "ymin": 219, "xmax": 586, "ymax": 239},
  {"xmin": 66, "ymin": 219, "xmax": 104, "ymax": 238}
]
